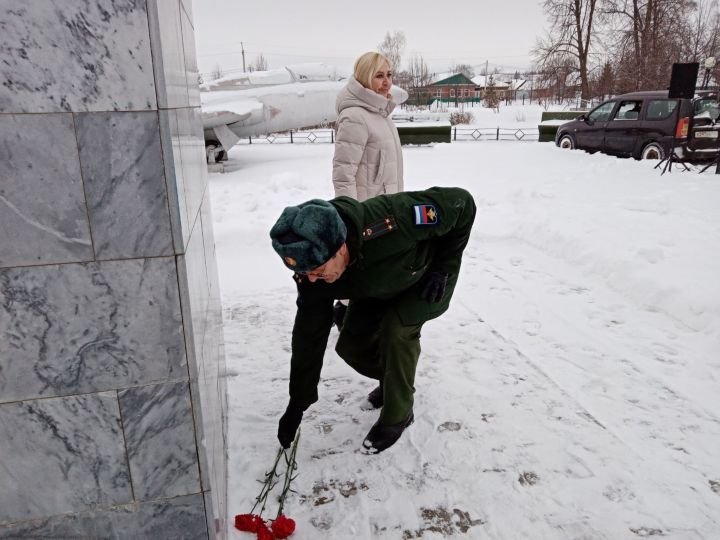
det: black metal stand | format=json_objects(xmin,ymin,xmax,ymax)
[
  {"xmin": 654, "ymin": 101, "xmax": 690, "ymax": 175},
  {"xmin": 698, "ymin": 150, "xmax": 720, "ymax": 174}
]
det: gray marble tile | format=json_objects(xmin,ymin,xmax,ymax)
[
  {"xmin": 201, "ymin": 193, "xmax": 222, "ymax": 302},
  {"xmin": 0, "ymin": 0, "xmax": 157, "ymax": 113},
  {"xmin": 118, "ymin": 381, "xmax": 200, "ymax": 500},
  {"xmin": 147, "ymin": 0, "xmax": 190, "ymax": 109},
  {"xmin": 204, "ymin": 491, "xmax": 225, "ymax": 540},
  {"xmin": 0, "ymin": 494, "xmax": 208, "ymax": 539},
  {"xmin": 0, "ymin": 114, "xmax": 93, "ymax": 268},
  {"xmin": 0, "ymin": 393, "xmax": 130, "ymax": 524},
  {"xmin": 190, "ymin": 378, "xmax": 211, "ymax": 492},
  {"xmin": 178, "ymin": 107, "xmax": 207, "ymax": 238},
  {"xmin": 178, "ymin": 218, "xmax": 210, "ymax": 378},
  {"xmin": 180, "ymin": 0, "xmax": 194, "ymax": 25},
  {"xmin": 158, "ymin": 109, "xmax": 191, "ymax": 252},
  {"xmin": 75, "ymin": 111, "xmax": 174, "ymax": 260},
  {"xmin": 181, "ymin": 10, "xmax": 201, "ymax": 107},
  {"xmin": 0, "ymin": 258, "xmax": 186, "ymax": 403}
]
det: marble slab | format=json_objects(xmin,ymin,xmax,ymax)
[
  {"xmin": 159, "ymin": 108, "xmax": 191, "ymax": 252},
  {"xmin": 0, "ymin": 257, "xmax": 186, "ymax": 403},
  {"xmin": 0, "ymin": 392, "xmax": 130, "ymax": 524},
  {"xmin": 0, "ymin": 0, "xmax": 157, "ymax": 113},
  {"xmin": 75, "ymin": 111, "xmax": 174, "ymax": 260},
  {"xmin": 147, "ymin": 0, "xmax": 190, "ymax": 109},
  {"xmin": 118, "ymin": 381, "xmax": 201, "ymax": 500},
  {"xmin": 181, "ymin": 10, "xmax": 201, "ymax": 107},
  {"xmin": 179, "ymin": 107, "xmax": 208, "ymax": 239},
  {"xmin": 0, "ymin": 494, "xmax": 208, "ymax": 539},
  {"xmin": 180, "ymin": 0, "xmax": 194, "ymax": 25},
  {"xmin": 0, "ymin": 114, "xmax": 93, "ymax": 268},
  {"xmin": 177, "ymin": 214, "xmax": 210, "ymax": 380}
]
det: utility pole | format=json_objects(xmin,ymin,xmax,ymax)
[{"xmin": 241, "ymin": 41, "xmax": 246, "ymax": 73}]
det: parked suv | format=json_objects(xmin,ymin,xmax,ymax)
[{"xmin": 555, "ymin": 91, "xmax": 720, "ymax": 161}]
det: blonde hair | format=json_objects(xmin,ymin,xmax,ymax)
[{"xmin": 353, "ymin": 52, "xmax": 391, "ymax": 89}]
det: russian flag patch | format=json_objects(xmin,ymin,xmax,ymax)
[{"xmin": 413, "ymin": 204, "xmax": 438, "ymax": 226}]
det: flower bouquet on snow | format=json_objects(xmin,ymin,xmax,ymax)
[{"xmin": 234, "ymin": 430, "xmax": 300, "ymax": 539}]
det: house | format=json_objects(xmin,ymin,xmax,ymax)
[
  {"xmin": 471, "ymin": 75, "xmax": 512, "ymax": 101},
  {"xmin": 424, "ymin": 73, "xmax": 478, "ymax": 105}
]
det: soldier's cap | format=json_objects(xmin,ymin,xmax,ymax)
[{"xmin": 269, "ymin": 199, "xmax": 347, "ymax": 272}]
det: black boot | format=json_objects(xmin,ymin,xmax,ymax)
[
  {"xmin": 333, "ymin": 301, "xmax": 347, "ymax": 331},
  {"xmin": 367, "ymin": 384, "xmax": 383, "ymax": 409},
  {"xmin": 362, "ymin": 410, "xmax": 414, "ymax": 454}
]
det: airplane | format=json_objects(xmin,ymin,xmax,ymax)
[{"xmin": 200, "ymin": 63, "xmax": 408, "ymax": 162}]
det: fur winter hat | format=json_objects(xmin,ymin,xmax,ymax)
[{"xmin": 269, "ymin": 199, "xmax": 347, "ymax": 272}]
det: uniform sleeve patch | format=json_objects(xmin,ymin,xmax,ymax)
[
  {"xmin": 413, "ymin": 204, "xmax": 438, "ymax": 226},
  {"xmin": 362, "ymin": 215, "xmax": 398, "ymax": 240}
]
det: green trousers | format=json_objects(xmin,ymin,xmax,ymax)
[{"xmin": 335, "ymin": 298, "xmax": 423, "ymax": 424}]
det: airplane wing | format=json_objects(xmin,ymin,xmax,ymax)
[{"xmin": 200, "ymin": 94, "xmax": 267, "ymax": 155}]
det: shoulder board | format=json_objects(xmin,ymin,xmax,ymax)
[{"xmin": 361, "ymin": 215, "xmax": 398, "ymax": 241}]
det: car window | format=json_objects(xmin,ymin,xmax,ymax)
[
  {"xmin": 588, "ymin": 101, "xmax": 615, "ymax": 122},
  {"xmin": 646, "ymin": 100, "xmax": 678, "ymax": 121},
  {"xmin": 693, "ymin": 98, "xmax": 719, "ymax": 120},
  {"xmin": 613, "ymin": 100, "xmax": 643, "ymax": 120}
]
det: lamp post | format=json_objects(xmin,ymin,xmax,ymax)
[{"xmin": 702, "ymin": 57, "xmax": 716, "ymax": 89}]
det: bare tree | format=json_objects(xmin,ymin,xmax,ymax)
[
  {"xmin": 604, "ymin": 0, "xmax": 694, "ymax": 91},
  {"xmin": 594, "ymin": 60, "xmax": 615, "ymax": 99},
  {"xmin": 253, "ymin": 53, "xmax": 268, "ymax": 72},
  {"xmin": 400, "ymin": 54, "xmax": 433, "ymax": 106},
  {"xmin": 534, "ymin": 0, "xmax": 599, "ymax": 100},
  {"xmin": 450, "ymin": 63, "xmax": 475, "ymax": 78},
  {"xmin": 378, "ymin": 31, "xmax": 407, "ymax": 71}
]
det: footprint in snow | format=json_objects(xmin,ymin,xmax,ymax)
[
  {"xmin": 438, "ymin": 421, "xmax": 462, "ymax": 432},
  {"xmin": 518, "ymin": 471, "xmax": 539, "ymax": 486}
]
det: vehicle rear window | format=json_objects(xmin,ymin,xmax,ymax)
[
  {"xmin": 646, "ymin": 100, "xmax": 678, "ymax": 121},
  {"xmin": 694, "ymin": 98, "xmax": 719, "ymax": 119}
]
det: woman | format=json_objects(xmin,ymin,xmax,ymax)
[
  {"xmin": 332, "ymin": 51, "xmax": 404, "ymax": 200},
  {"xmin": 331, "ymin": 51, "xmax": 405, "ymax": 331}
]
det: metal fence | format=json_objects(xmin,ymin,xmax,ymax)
[
  {"xmin": 234, "ymin": 126, "xmax": 540, "ymax": 144},
  {"xmin": 452, "ymin": 127, "xmax": 540, "ymax": 142},
  {"xmin": 236, "ymin": 129, "xmax": 335, "ymax": 145}
]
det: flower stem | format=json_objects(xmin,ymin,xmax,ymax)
[
  {"xmin": 251, "ymin": 445, "xmax": 284, "ymax": 517},
  {"xmin": 276, "ymin": 428, "xmax": 301, "ymax": 518}
]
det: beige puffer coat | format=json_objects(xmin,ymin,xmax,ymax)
[{"xmin": 332, "ymin": 77, "xmax": 403, "ymax": 201}]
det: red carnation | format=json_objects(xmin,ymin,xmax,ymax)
[
  {"xmin": 234, "ymin": 513, "xmax": 262, "ymax": 533},
  {"xmin": 256, "ymin": 522, "xmax": 274, "ymax": 540},
  {"xmin": 271, "ymin": 515, "xmax": 296, "ymax": 538}
]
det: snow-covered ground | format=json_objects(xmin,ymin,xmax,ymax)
[{"xmin": 210, "ymin": 140, "xmax": 720, "ymax": 539}]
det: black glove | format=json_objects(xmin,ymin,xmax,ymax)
[
  {"xmin": 277, "ymin": 404, "xmax": 304, "ymax": 448},
  {"xmin": 419, "ymin": 271, "xmax": 449, "ymax": 303}
]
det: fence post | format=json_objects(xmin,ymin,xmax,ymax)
[
  {"xmin": 453, "ymin": 127, "xmax": 457, "ymax": 141},
  {"xmin": 496, "ymin": 127, "xmax": 499, "ymax": 140},
  {"xmin": 249, "ymin": 136, "xmax": 252, "ymax": 145},
  {"xmin": 290, "ymin": 131, "xmax": 293, "ymax": 143}
]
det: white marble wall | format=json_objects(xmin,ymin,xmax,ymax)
[{"xmin": 0, "ymin": 1, "xmax": 227, "ymax": 538}]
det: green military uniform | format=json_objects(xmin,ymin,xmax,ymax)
[{"xmin": 287, "ymin": 187, "xmax": 476, "ymax": 424}]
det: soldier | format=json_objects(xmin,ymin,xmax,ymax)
[{"xmin": 270, "ymin": 186, "xmax": 476, "ymax": 453}]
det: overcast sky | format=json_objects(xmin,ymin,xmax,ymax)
[{"xmin": 191, "ymin": 0, "xmax": 547, "ymax": 79}]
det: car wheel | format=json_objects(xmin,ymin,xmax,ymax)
[
  {"xmin": 558, "ymin": 134, "xmax": 575, "ymax": 150},
  {"xmin": 640, "ymin": 142, "xmax": 664, "ymax": 160}
]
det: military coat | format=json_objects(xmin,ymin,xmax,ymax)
[{"xmin": 287, "ymin": 186, "xmax": 476, "ymax": 410}]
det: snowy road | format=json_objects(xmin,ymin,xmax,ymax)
[{"xmin": 210, "ymin": 141, "xmax": 720, "ymax": 539}]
